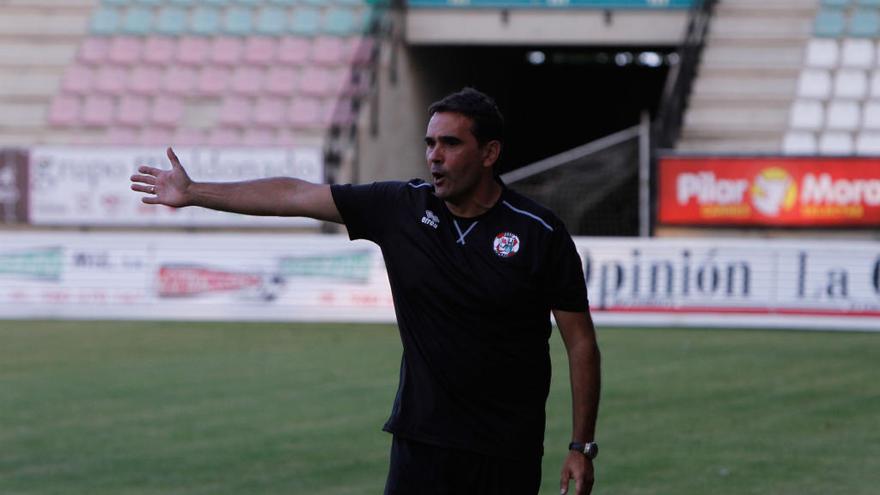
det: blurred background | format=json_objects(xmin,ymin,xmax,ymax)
[{"xmin": 1, "ymin": 0, "xmax": 879, "ymax": 493}]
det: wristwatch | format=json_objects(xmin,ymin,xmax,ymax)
[{"xmin": 569, "ymin": 441, "xmax": 599, "ymax": 460}]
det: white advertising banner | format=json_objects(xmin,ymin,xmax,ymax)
[
  {"xmin": 29, "ymin": 146, "xmax": 323, "ymax": 227},
  {"xmin": 0, "ymin": 233, "xmax": 878, "ymax": 330}
]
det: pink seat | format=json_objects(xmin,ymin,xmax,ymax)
[
  {"xmin": 243, "ymin": 37, "xmax": 276, "ymax": 65},
  {"xmin": 116, "ymin": 95, "xmax": 150, "ymax": 125},
  {"xmin": 48, "ymin": 96, "xmax": 81, "ymax": 126},
  {"xmin": 95, "ymin": 66, "xmax": 128, "ymax": 95},
  {"xmin": 143, "ymin": 36, "xmax": 176, "ymax": 65},
  {"xmin": 162, "ymin": 66, "xmax": 197, "ymax": 95},
  {"xmin": 265, "ymin": 66, "xmax": 298, "ymax": 96},
  {"xmin": 176, "ymin": 36, "xmax": 210, "ymax": 65},
  {"xmin": 230, "ymin": 66, "xmax": 263, "ymax": 95},
  {"xmin": 277, "ymin": 37, "xmax": 310, "ymax": 65},
  {"xmin": 78, "ymin": 37, "xmax": 110, "ymax": 65},
  {"xmin": 196, "ymin": 65, "xmax": 231, "ymax": 96},
  {"xmin": 349, "ymin": 37, "xmax": 375, "ymax": 66},
  {"xmin": 208, "ymin": 128, "xmax": 241, "ymax": 146},
  {"xmin": 219, "ymin": 96, "xmax": 252, "ymax": 126},
  {"xmin": 140, "ymin": 128, "xmax": 173, "ymax": 146},
  {"xmin": 298, "ymin": 67, "xmax": 330, "ymax": 96},
  {"xmin": 108, "ymin": 36, "xmax": 143, "ymax": 65},
  {"xmin": 61, "ymin": 65, "xmax": 93, "ymax": 95},
  {"xmin": 253, "ymin": 97, "xmax": 286, "ymax": 127},
  {"xmin": 312, "ymin": 36, "xmax": 344, "ymax": 65},
  {"xmin": 288, "ymin": 97, "xmax": 326, "ymax": 128},
  {"xmin": 210, "ymin": 37, "xmax": 243, "ymax": 65},
  {"xmin": 242, "ymin": 128, "xmax": 275, "ymax": 146},
  {"xmin": 275, "ymin": 129, "xmax": 297, "ymax": 146},
  {"xmin": 151, "ymin": 96, "xmax": 184, "ymax": 126},
  {"xmin": 172, "ymin": 128, "xmax": 207, "ymax": 146},
  {"xmin": 105, "ymin": 126, "xmax": 139, "ymax": 145},
  {"xmin": 128, "ymin": 65, "xmax": 163, "ymax": 95},
  {"xmin": 82, "ymin": 95, "xmax": 115, "ymax": 126}
]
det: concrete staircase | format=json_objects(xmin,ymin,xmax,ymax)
[{"xmin": 676, "ymin": 0, "xmax": 818, "ymax": 153}]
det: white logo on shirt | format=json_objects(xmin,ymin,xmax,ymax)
[
  {"xmin": 421, "ymin": 210, "xmax": 439, "ymax": 229},
  {"xmin": 493, "ymin": 232, "xmax": 520, "ymax": 258}
]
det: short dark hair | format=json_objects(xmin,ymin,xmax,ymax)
[{"xmin": 428, "ymin": 87, "xmax": 504, "ymax": 146}]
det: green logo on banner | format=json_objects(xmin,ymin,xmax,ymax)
[
  {"xmin": 278, "ymin": 250, "xmax": 372, "ymax": 283},
  {"xmin": 0, "ymin": 247, "xmax": 63, "ymax": 280}
]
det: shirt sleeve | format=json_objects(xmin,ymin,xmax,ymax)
[
  {"xmin": 542, "ymin": 223, "xmax": 589, "ymax": 312},
  {"xmin": 330, "ymin": 181, "xmax": 403, "ymax": 243}
]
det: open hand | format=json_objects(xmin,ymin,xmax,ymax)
[{"xmin": 130, "ymin": 147, "xmax": 192, "ymax": 207}]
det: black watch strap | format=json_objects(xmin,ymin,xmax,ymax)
[{"xmin": 569, "ymin": 441, "xmax": 599, "ymax": 460}]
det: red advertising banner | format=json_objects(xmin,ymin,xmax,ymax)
[{"xmin": 658, "ymin": 156, "xmax": 880, "ymax": 227}]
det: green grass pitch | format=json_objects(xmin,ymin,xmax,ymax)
[{"xmin": 1, "ymin": 320, "xmax": 878, "ymax": 495}]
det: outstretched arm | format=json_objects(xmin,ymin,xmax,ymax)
[
  {"xmin": 554, "ymin": 308, "xmax": 601, "ymax": 495},
  {"xmin": 130, "ymin": 147, "xmax": 343, "ymax": 223}
]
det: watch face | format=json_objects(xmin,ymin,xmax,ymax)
[{"xmin": 585, "ymin": 442, "xmax": 598, "ymax": 459}]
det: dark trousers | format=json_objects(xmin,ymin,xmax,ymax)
[{"xmin": 383, "ymin": 435, "xmax": 542, "ymax": 495}]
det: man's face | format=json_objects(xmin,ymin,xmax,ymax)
[{"xmin": 424, "ymin": 112, "xmax": 496, "ymax": 203}]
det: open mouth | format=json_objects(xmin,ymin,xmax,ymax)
[{"xmin": 432, "ymin": 172, "xmax": 445, "ymax": 186}]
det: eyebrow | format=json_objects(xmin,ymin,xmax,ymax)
[{"xmin": 424, "ymin": 135, "xmax": 463, "ymax": 144}]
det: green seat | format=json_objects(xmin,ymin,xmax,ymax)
[
  {"xmin": 821, "ymin": 0, "xmax": 850, "ymax": 6},
  {"xmin": 156, "ymin": 7, "xmax": 188, "ymax": 35},
  {"xmin": 202, "ymin": 0, "xmax": 231, "ymax": 6},
  {"xmin": 223, "ymin": 7, "xmax": 253, "ymax": 35},
  {"xmin": 90, "ymin": 7, "xmax": 120, "ymax": 35},
  {"xmin": 101, "ymin": 0, "xmax": 129, "ymax": 6},
  {"xmin": 136, "ymin": 0, "xmax": 164, "ymax": 6},
  {"xmin": 167, "ymin": 0, "xmax": 196, "ymax": 5},
  {"xmin": 814, "ymin": 8, "xmax": 846, "ymax": 37},
  {"xmin": 122, "ymin": 7, "xmax": 153, "ymax": 35},
  {"xmin": 191, "ymin": 7, "xmax": 221, "ymax": 34},
  {"xmin": 232, "ymin": 0, "xmax": 263, "ymax": 5},
  {"xmin": 324, "ymin": 7, "xmax": 356, "ymax": 35},
  {"xmin": 849, "ymin": 8, "xmax": 880, "ymax": 36},
  {"xmin": 291, "ymin": 8, "xmax": 321, "ymax": 36},
  {"xmin": 268, "ymin": 0, "xmax": 298, "ymax": 5},
  {"xmin": 856, "ymin": 0, "xmax": 880, "ymax": 6},
  {"xmin": 256, "ymin": 7, "xmax": 287, "ymax": 35}
]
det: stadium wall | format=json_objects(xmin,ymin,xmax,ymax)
[{"xmin": 2, "ymin": 232, "xmax": 878, "ymax": 331}]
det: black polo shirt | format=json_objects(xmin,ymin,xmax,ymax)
[{"xmin": 331, "ymin": 179, "xmax": 588, "ymax": 461}]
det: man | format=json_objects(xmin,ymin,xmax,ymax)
[{"xmin": 131, "ymin": 88, "xmax": 600, "ymax": 495}]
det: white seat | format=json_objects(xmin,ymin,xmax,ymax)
[
  {"xmin": 869, "ymin": 71, "xmax": 880, "ymax": 98},
  {"xmin": 819, "ymin": 132, "xmax": 854, "ymax": 154},
  {"xmin": 782, "ymin": 131, "xmax": 817, "ymax": 154},
  {"xmin": 861, "ymin": 101, "xmax": 880, "ymax": 129},
  {"xmin": 826, "ymin": 100, "xmax": 861, "ymax": 130},
  {"xmin": 797, "ymin": 69, "xmax": 832, "ymax": 99},
  {"xmin": 789, "ymin": 100, "xmax": 825, "ymax": 130},
  {"xmin": 855, "ymin": 132, "xmax": 880, "ymax": 154},
  {"xmin": 841, "ymin": 39, "xmax": 875, "ymax": 68},
  {"xmin": 805, "ymin": 39, "xmax": 839, "ymax": 68},
  {"xmin": 834, "ymin": 69, "xmax": 868, "ymax": 99}
]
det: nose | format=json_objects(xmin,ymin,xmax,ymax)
[{"xmin": 427, "ymin": 144, "xmax": 443, "ymax": 164}]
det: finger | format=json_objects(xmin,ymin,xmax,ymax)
[
  {"xmin": 167, "ymin": 147, "xmax": 182, "ymax": 170},
  {"xmin": 576, "ymin": 477, "xmax": 582, "ymax": 495},
  {"xmin": 142, "ymin": 196, "xmax": 160, "ymax": 204},
  {"xmin": 138, "ymin": 165, "xmax": 162, "ymax": 176},
  {"xmin": 131, "ymin": 183, "xmax": 156, "ymax": 194},
  {"xmin": 130, "ymin": 174, "xmax": 156, "ymax": 185},
  {"xmin": 560, "ymin": 472, "xmax": 569, "ymax": 495}
]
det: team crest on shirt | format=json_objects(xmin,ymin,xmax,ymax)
[
  {"xmin": 421, "ymin": 210, "xmax": 439, "ymax": 229},
  {"xmin": 493, "ymin": 232, "xmax": 520, "ymax": 258}
]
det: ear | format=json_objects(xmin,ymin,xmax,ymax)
[{"xmin": 481, "ymin": 140, "xmax": 501, "ymax": 169}]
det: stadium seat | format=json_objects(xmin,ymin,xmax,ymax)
[
  {"xmin": 330, "ymin": 98, "xmax": 356, "ymax": 126},
  {"xmin": 869, "ymin": 70, "xmax": 880, "ymax": 97},
  {"xmin": 203, "ymin": 0, "xmax": 231, "ymax": 6},
  {"xmin": 172, "ymin": 128, "xmax": 207, "ymax": 146},
  {"xmin": 255, "ymin": 7, "xmax": 287, "ymax": 35},
  {"xmin": 834, "ymin": 69, "xmax": 868, "ymax": 98},
  {"xmin": 313, "ymin": 36, "xmax": 345, "ymax": 65},
  {"xmin": 82, "ymin": 95, "xmax": 115, "ymax": 126},
  {"xmin": 106, "ymin": 126, "xmax": 139, "ymax": 144},
  {"xmin": 137, "ymin": 0, "xmax": 164, "ymax": 6},
  {"xmin": 265, "ymin": 66, "xmax": 298, "ymax": 96},
  {"xmin": 140, "ymin": 128, "xmax": 173, "ymax": 145},
  {"xmin": 208, "ymin": 127, "xmax": 241, "ymax": 146},
  {"xmin": 219, "ymin": 97, "xmax": 253, "ymax": 126},
  {"xmin": 230, "ymin": 66, "xmax": 264, "ymax": 95},
  {"xmin": 278, "ymin": 37, "xmax": 311, "ymax": 64},
  {"xmin": 796, "ymin": 70, "xmax": 832, "ymax": 99},
  {"xmin": 298, "ymin": 67, "xmax": 333, "ymax": 96},
  {"xmin": 289, "ymin": 97, "xmax": 325, "ymax": 128},
  {"xmin": 151, "ymin": 96, "xmax": 184, "ymax": 126},
  {"xmin": 156, "ymin": 7, "xmax": 189, "ymax": 35},
  {"xmin": 855, "ymin": 131, "xmax": 880, "ymax": 153},
  {"xmin": 826, "ymin": 100, "xmax": 861, "ymax": 129},
  {"xmin": 210, "ymin": 37, "xmax": 244, "ymax": 65},
  {"xmin": 95, "ymin": 65, "xmax": 128, "ymax": 94},
  {"xmin": 815, "ymin": 9, "xmax": 846, "ymax": 37},
  {"xmin": 197, "ymin": 65, "xmax": 231, "ymax": 95},
  {"xmin": 143, "ymin": 36, "xmax": 176, "ymax": 64},
  {"xmin": 243, "ymin": 37, "xmax": 277, "ymax": 65},
  {"xmin": 821, "ymin": 0, "xmax": 851, "ymax": 6},
  {"xmin": 79, "ymin": 37, "xmax": 111, "ymax": 64},
  {"xmin": 122, "ymin": 7, "xmax": 154, "ymax": 35},
  {"xmin": 48, "ymin": 96, "xmax": 81, "ymax": 126},
  {"xmin": 243, "ymin": 128, "xmax": 276, "ymax": 146},
  {"xmin": 253, "ymin": 97, "xmax": 286, "ymax": 127},
  {"xmin": 61, "ymin": 66, "xmax": 94, "ymax": 95},
  {"xmin": 234, "ymin": 0, "xmax": 262, "ymax": 6},
  {"xmin": 819, "ymin": 131, "xmax": 854, "ymax": 153},
  {"xmin": 91, "ymin": 8, "xmax": 120, "ymax": 35},
  {"xmin": 177, "ymin": 36, "xmax": 210, "ymax": 65},
  {"xmin": 841, "ymin": 38, "xmax": 874, "ymax": 67},
  {"xmin": 102, "ymin": 0, "xmax": 131, "ymax": 6},
  {"xmin": 324, "ymin": 8, "xmax": 358, "ymax": 36},
  {"xmin": 790, "ymin": 100, "xmax": 825, "ymax": 130},
  {"xmin": 349, "ymin": 37, "xmax": 376, "ymax": 66},
  {"xmin": 849, "ymin": 9, "xmax": 880, "ymax": 37},
  {"xmin": 782, "ymin": 132, "xmax": 818, "ymax": 154},
  {"xmin": 223, "ymin": 7, "xmax": 253, "ymax": 35},
  {"xmin": 116, "ymin": 95, "xmax": 150, "ymax": 125},
  {"xmin": 162, "ymin": 66, "xmax": 197, "ymax": 95},
  {"xmin": 805, "ymin": 38, "xmax": 839, "ymax": 68},
  {"xmin": 128, "ymin": 65, "xmax": 163, "ymax": 95},
  {"xmin": 857, "ymin": 0, "xmax": 880, "ymax": 5},
  {"xmin": 168, "ymin": 0, "xmax": 196, "ymax": 5},
  {"xmin": 268, "ymin": 0, "xmax": 297, "ymax": 5},
  {"xmin": 860, "ymin": 100, "xmax": 880, "ymax": 128},
  {"xmin": 108, "ymin": 37, "xmax": 143, "ymax": 65},
  {"xmin": 291, "ymin": 8, "xmax": 321, "ymax": 36},
  {"xmin": 191, "ymin": 7, "xmax": 222, "ymax": 35}
]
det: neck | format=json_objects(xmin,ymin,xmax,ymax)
[{"xmin": 444, "ymin": 177, "xmax": 503, "ymax": 218}]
